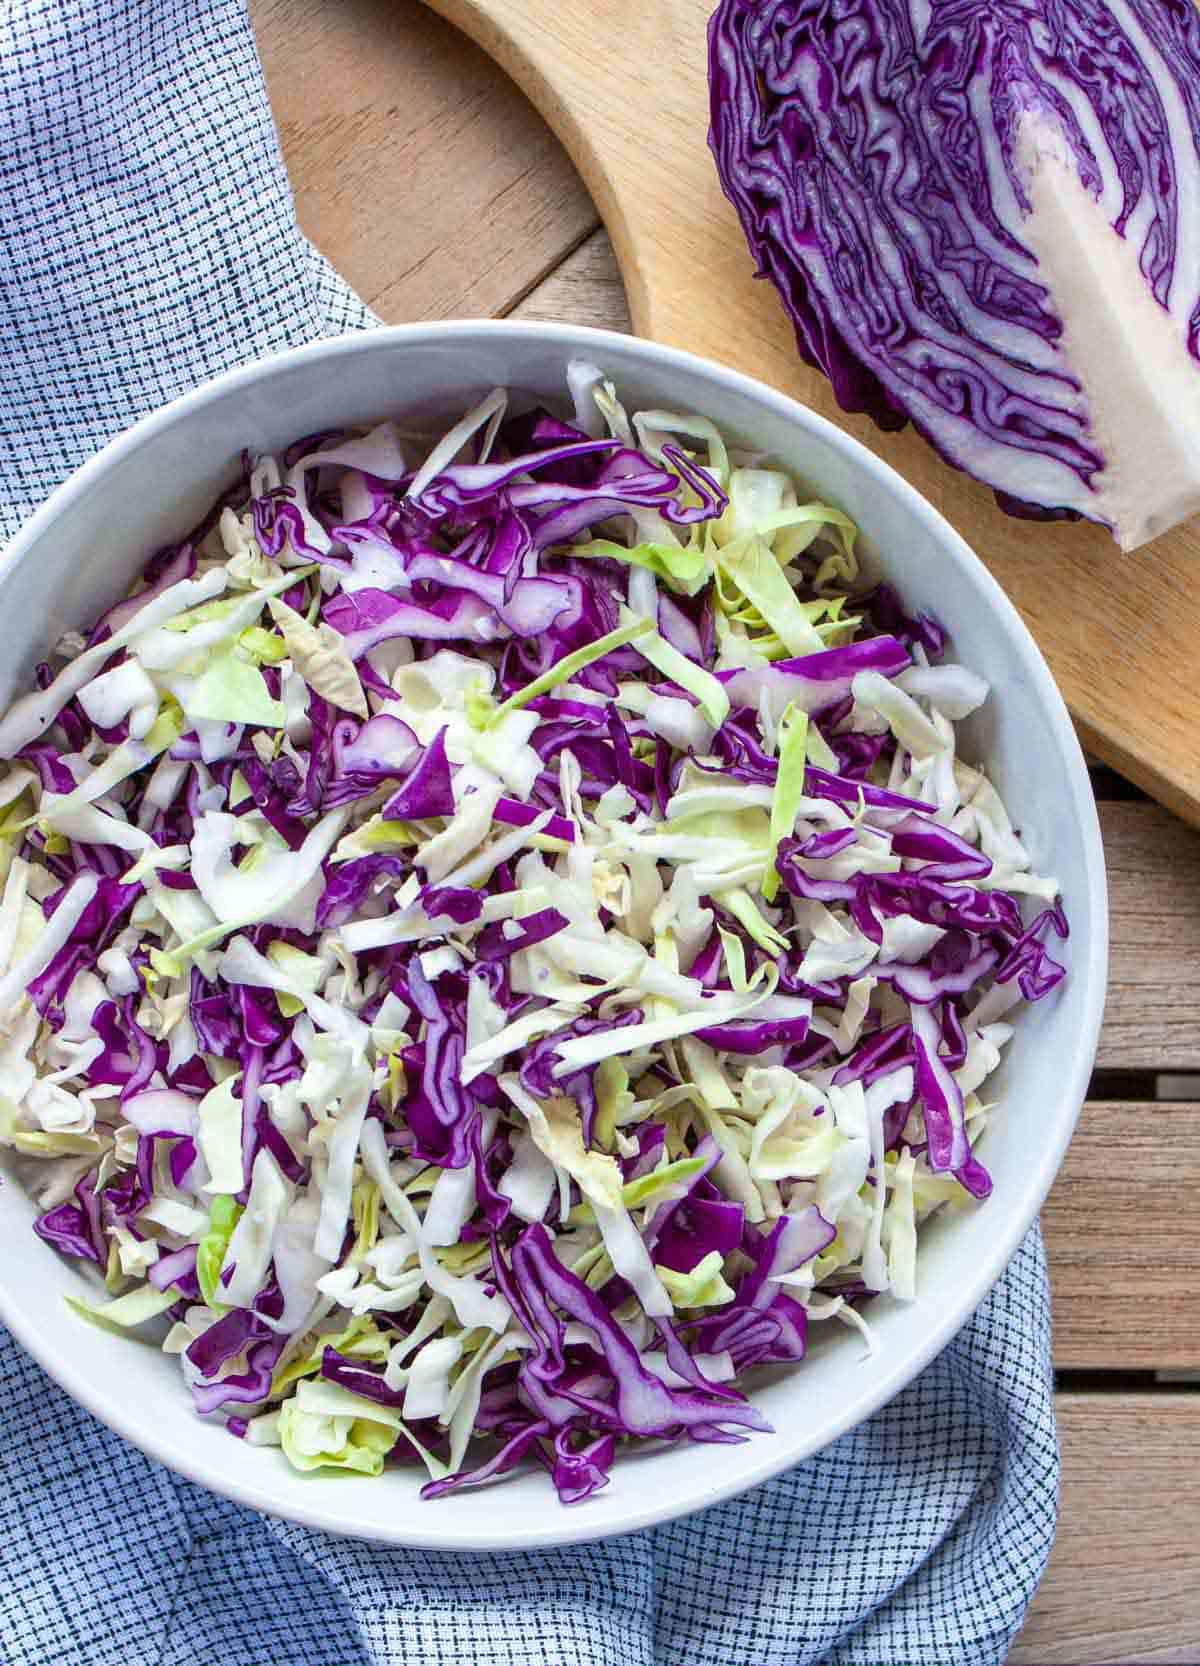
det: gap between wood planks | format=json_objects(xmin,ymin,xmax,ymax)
[{"xmin": 252, "ymin": 0, "xmax": 601, "ymax": 322}]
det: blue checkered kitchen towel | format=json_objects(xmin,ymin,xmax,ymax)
[{"xmin": 0, "ymin": 3, "xmax": 1059, "ymax": 1662}]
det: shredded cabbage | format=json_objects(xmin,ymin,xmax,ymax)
[{"xmin": 0, "ymin": 367, "xmax": 1067, "ymax": 1507}]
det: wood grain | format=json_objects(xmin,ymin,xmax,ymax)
[
  {"xmin": 251, "ymin": 0, "xmax": 596, "ymax": 323},
  {"xmin": 511, "ymin": 227, "xmax": 633, "ymax": 330},
  {"xmin": 1102, "ymin": 802, "xmax": 1200, "ymax": 1070},
  {"xmin": 1014, "ymin": 1395, "xmax": 1200, "ymax": 1664},
  {"xmin": 1045, "ymin": 1101, "xmax": 1200, "ymax": 1371},
  {"xmin": 426, "ymin": 0, "xmax": 1200, "ymax": 828}
]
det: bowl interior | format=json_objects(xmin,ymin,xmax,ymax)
[{"xmin": 0, "ymin": 324, "xmax": 1107, "ymax": 1548}]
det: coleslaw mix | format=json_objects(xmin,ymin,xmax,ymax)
[{"xmin": 0, "ymin": 367, "xmax": 1066, "ymax": 1501}]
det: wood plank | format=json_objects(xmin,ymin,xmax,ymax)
[
  {"xmin": 1045, "ymin": 1102, "xmax": 1200, "ymax": 1371},
  {"xmin": 250, "ymin": 0, "xmax": 596, "ymax": 323},
  {"xmin": 511, "ymin": 227, "xmax": 633, "ymax": 330},
  {"xmin": 1102, "ymin": 801, "xmax": 1200, "ymax": 1070},
  {"xmin": 1013, "ymin": 1395, "xmax": 1200, "ymax": 1664}
]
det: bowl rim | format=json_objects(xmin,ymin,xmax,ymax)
[{"xmin": 0, "ymin": 319, "xmax": 1109, "ymax": 1549}]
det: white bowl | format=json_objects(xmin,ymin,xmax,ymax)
[{"xmin": 0, "ymin": 321, "xmax": 1107, "ymax": 1549}]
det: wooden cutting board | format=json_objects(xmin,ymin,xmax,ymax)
[{"xmin": 428, "ymin": 0, "xmax": 1200, "ymax": 825}]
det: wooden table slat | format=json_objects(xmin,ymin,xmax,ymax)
[
  {"xmin": 1045, "ymin": 1101, "xmax": 1200, "ymax": 1370},
  {"xmin": 253, "ymin": 0, "xmax": 596, "ymax": 324},
  {"xmin": 1014, "ymin": 1394, "xmax": 1200, "ymax": 1664},
  {"xmin": 511, "ymin": 226, "xmax": 633, "ymax": 329},
  {"xmin": 1100, "ymin": 800, "xmax": 1200, "ymax": 1070}
]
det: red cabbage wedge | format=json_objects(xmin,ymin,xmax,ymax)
[
  {"xmin": 0, "ymin": 366, "xmax": 1065, "ymax": 1504},
  {"xmin": 708, "ymin": 0, "xmax": 1200, "ymax": 549}
]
